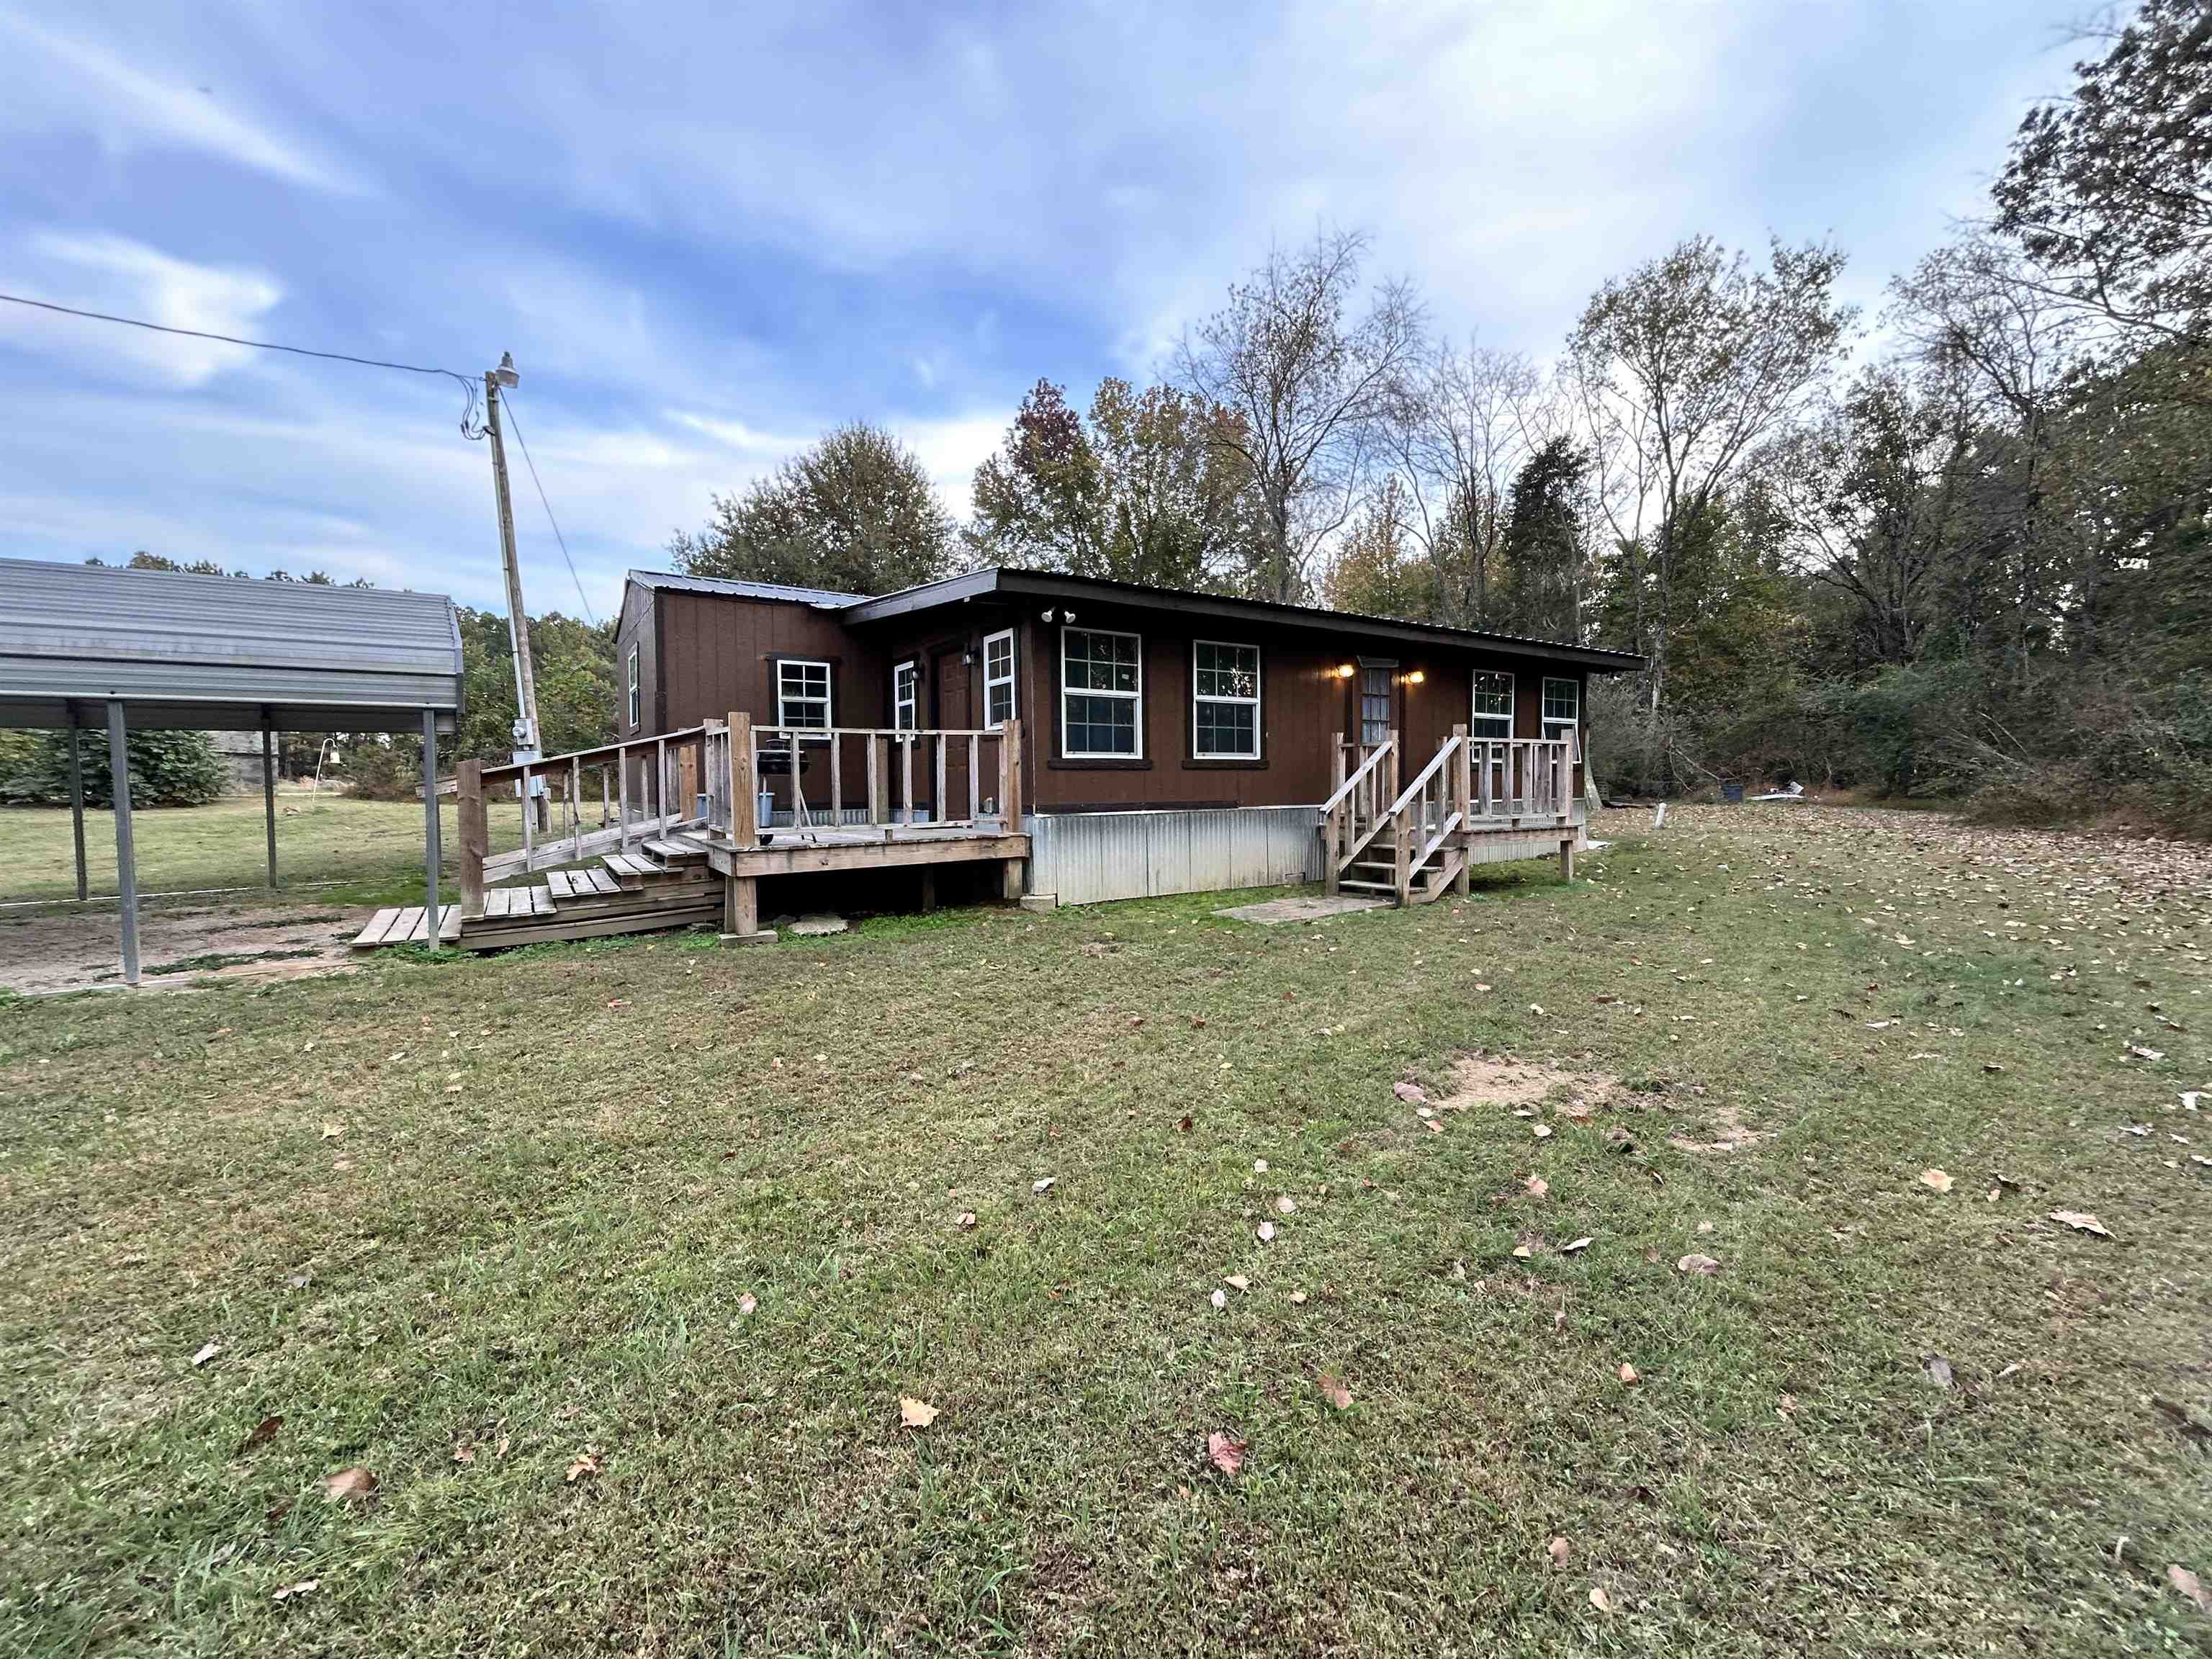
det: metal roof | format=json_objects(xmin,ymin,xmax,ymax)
[
  {"xmin": 626, "ymin": 568, "xmax": 868, "ymax": 608},
  {"xmin": 839, "ymin": 567, "xmax": 1647, "ymax": 671},
  {"xmin": 0, "ymin": 557, "xmax": 466, "ymax": 732}
]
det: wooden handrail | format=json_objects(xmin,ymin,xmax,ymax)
[
  {"xmin": 1319, "ymin": 738, "xmax": 1394, "ymax": 814},
  {"xmin": 478, "ymin": 725, "xmax": 709, "ymax": 786},
  {"xmin": 1386, "ymin": 734, "xmax": 1462, "ymax": 818}
]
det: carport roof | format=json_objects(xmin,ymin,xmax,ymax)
[{"xmin": 0, "ymin": 557, "xmax": 466, "ymax": 733}]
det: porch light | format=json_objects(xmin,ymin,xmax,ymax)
[
  {"xmin": 1403, "ymin": 670, "xmax": 1426, "ymax": 686},
  {"xmin": 1335, "ymin": 663, "xmax": 1356, "ymax": 678}
]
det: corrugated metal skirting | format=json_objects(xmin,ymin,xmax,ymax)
[{"xmin": 1024, "ymin": 807, "xmax": 1323, "ymax": 907}]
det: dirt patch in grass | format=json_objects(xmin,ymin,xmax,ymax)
[
  {"xmin": 1665, "ymin": 1097, "xmax": 1769, "ymax": 1154},
  {"xmin": 0, "ymin": 902, "xmax": 361, "ymax": 995},
  {"xmin": 1434, "ymin": 1051, "xmax": 1620, "ymax": 1118}
]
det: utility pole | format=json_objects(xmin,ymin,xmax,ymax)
[{"xmin": 484, "ymin": 353, "xmax": 546, "ymax": 827}]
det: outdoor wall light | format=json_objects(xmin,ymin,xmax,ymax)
[
  {"xmin": 1334, "ymin": 663, "xmax": 1356, "ymax": 679},
  {"xmin": 1403, "ymin": 670, "xmax": 1426, "ymax": 686}
]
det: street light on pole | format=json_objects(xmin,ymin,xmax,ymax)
[{"xmin": 482, "ymin": 351, "xmax": 545, "ymax": 825}]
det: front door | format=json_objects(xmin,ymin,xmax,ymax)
[
  {"xmin": 932, "ymin": 646, "xmax": 974, "ymax": 822},
  {"xmin": 1348, "ymin": 658, "xmax": 1399, "ymax": 750}
]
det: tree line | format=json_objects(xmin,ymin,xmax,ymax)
[{"xmin": 676, "ymin": 0, "xmax": 2208, "ymax": 832}]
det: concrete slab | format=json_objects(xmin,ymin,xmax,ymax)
[
  {"xmin": 1018, "ymin": 894, "xmax": 1059, "ymax": 914},
  {"xmin": 1214, "ymin": 894, "xmax": 1391, "ymax": 925},
  {"xmin": 718, "ymin": 929, "xmax": 778, "ymax": 945},
  {"xmin": 788, "ymin": 913, "xmax": 848, "ymax": 937}
]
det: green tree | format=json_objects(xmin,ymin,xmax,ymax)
[
  {"xmin": 1498, "ymin": 435, "xmax": 1594, "ymax": 642},
  {"xmin": 4, "ymin": 728, "xmax": 228, "ymax": 807},
  {"xmin": 672, "ymin": 422, "xmax": 954, "ymax": 595},
  {"xmin": 1323, "ymin": 475, "xmax": 1437, "ymax": 621}
]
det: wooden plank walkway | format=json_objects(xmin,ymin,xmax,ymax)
[{"xmin": 349, "ymin": 904, "xmax": 465, "ymax": 948}]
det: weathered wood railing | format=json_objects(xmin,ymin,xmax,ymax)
[
  {"xmin": 1319, "ymin": 733, "xmax": 1398, "ymax": 891},
  {"xmin": 702, "ymin": 714, "xmax": 1025, "ymax": 848},
  {"xmin": 1321, "ymin": 727, "xmax": 1578, "ymax": 902},
  {"xmin": 457, "ymin": 725, "xmax": 712, "ymax": 909}
]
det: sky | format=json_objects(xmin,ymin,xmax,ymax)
[{"xmin": 0, "ymin": 0, "xmax": 2090, "ymax": 622}]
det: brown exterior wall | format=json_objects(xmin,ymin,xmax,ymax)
[{"xmin": 626, "ymin": 584, "xmax": 1595, "ymax": 816}]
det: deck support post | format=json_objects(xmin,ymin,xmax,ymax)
[
  {"xmin": 422, "ymin": 711, "xmax": 442, "ymax": 951},
  {"xmin": 459, "ymin": 759, "xmax": 487, "ymax": 918},
  {"xmin": 1559, "ymin": 837, "xmax": 1575, "ymax": 884},
  {"xmin": 920, "ymin": 867, "xmax": 936, "ymax": 912},
  {"xmin": 106, "ymin": 699, "xmax": 138, "ymax": 985},
  {"xmin": 729, "ymin": 711, "xmax": 756, "ymax": 849},
  {"xmin": 261, "ymin": 710, "xmax": 279, "ymax": 889},
  {"xmin": 1324, "ymin": 730, "xmax": 1344, "ymax": 896},
  {"xmin": 66, "ymin": 708, "xmax": 88, "ymax": 902},
  {"xmin": 724, "ymin": 873, "xmax": 760, "ymax": 937}
]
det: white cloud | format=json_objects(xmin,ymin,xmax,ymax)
[
  {"xmin": 0, "ymin": 12, "xmax": 350, "ymax": 191},
  {"xmin": 896, "ymin": 411, "xmax": 1007, "ymax": 523},
  {"xmin": 8, "ymin": 232, "xmax": 284, "ymax": 386}
]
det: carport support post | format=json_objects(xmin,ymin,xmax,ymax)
[
  {"xmin": 65, "ymin": 709, "xmax": 87, "ymax": 902},
  {"xmin": 260, "ymin": 710, "xmax": 278, "ymax": 889},
  {"xmin": 105, "ymin": 699, "xmax": 138, "ymax": 986},
  {"xmin": 421, "ymin": 711, "xmax": 442, "ymax": 952}
]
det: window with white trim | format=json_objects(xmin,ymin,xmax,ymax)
[
  {"xmin": 1541, "ymin": 675, "xmax": 1578, "ymax": 739},
  {"xmin": 1061, "ymin": 627, "xmax": 1141, "ymax": 757},
  {"xmin": 892, "ymin": 660, "xmax": 918, "ymax": 732},
  {"xmin": 983, "ymin": 629, "xmax": 1015, "ymax": 729},
  {"xmin": 626, "ymin": 643, "xmax": 640, "ymax": 731},
  {"xmin": 1192, "ymin": 640, "xmax": 1261, "ymax": 760},
  {"xmin": 776, "ymin": 658, "xmax": 832, "ymax": 729},
  {"xmin": 1470, "ymin": 670, "xmax": 1512, "ymax": 741}
]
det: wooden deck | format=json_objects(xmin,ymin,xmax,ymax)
[{"xmin": 353, "ymin": 831, "xmax": 722, "ymax": 953}]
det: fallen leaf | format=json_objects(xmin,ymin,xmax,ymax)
[
  {"xmin": 1256, "ymin": 1221, "xmax": 1276, "ymax": 1243},
  {"xmin": 1547, "ymin": 1535, "xmax": 1572, "ymax": 1566},
  {"xmin": 323, "ymin": 1467, "xmax": 378, "ymax": 1504},
  {"xmin": 1210, "ymin": 1287, "xmax": 1228, "ymax": 1310},
  {"xmin": 1253, "ymin": 1159, "xmax": 1269, "ymax": 1172},
  {"xmin": 1617, "ymin": 1363, "xmax": 1640, "ymax": 1385},
  {"xmin": 1318, "ymin": 1374, "xmax": 1353, "ymax": 1410},
  {"xmin": 897, "ymin": 1396, "xmax": 938, "ymax": 1430},
  {"xmin": 605, "ymin": 997, "xmax": 630, "ymax": 1010},
  {"xmin": 1205, "ymin": 1429, "xmax": 1246, "ymax": 1475},
  {"xmin": 2129, "ymin": 1045, "xmax": 2166, "ymax": 1062},
  {"xmin": 453, "ymin": 1443, "xmax": 476, "ymax": 1465},
  {"xmin": 1274, "ymin": 1195, "xmax": 1297, "ymax": 1215},
  {"xmin": 2049, "ymin": 1209, "xmax": 2113, "ymax": 1239},
  {"xmin": 1677, "ymin": 1254, "xmax": 1722, "ymax": 1276},
  {"xmin": 738, "ymin": 1292, "xmax": 757, "ymax": 1316},
  {"xmin": 320, "ymin": 1122, "xmax": 345, "ymax": 1140},
  {"xmin": 1524, "ymin": 1174, "xmax": 1550, "ymax": 1197},
  {"xmin": 1223, "ymin": 1274, "xmax": 1249, "ymax": 1292},
  {"xmin": 271, "ymin": 1578, "xmax": 320, "ymax": 1602},
  {"xmin": 1562, "ymin": 1236, "xmax": 1593, "ymax": 1254},
  {"xmin": 1393, "ymin": 1082, "xmax": 1427, "ymax": 1104},
  {"xmin": 565, "ymin": 1447, "xmax": 602, "ymax": 1480},
  {"xmin": 1920, "ymin": 1169, "xmax": 1954, "ymax": 1193},
  {"xmin": 2170, "ymin": 1564, "xmax": 2211, "ymax": 1614},
  {"xmin": 956, "ymin": 1211, "xmax": 977, "ymax": 1231},
  {"xmin": 238, "ymin": 1414, "xmax": 282, "ymax": 1453},
  {"xmin": 1532, "ymin": 1123, "xmax": 1554, "ymax": 1139},
  {"xmin": 1923, "ymin": 1354, "xmax": 1954, "ymax": 1389},
  {"xmin": 1290, "ymin": 1290, "xmax": 1308, "ymax": 1305},
  {"xmin": 190, "ymin": 1341, "xmax": 222, "ymax": 1369},
  {"xmin": 1588, "ymin": 1586, "xmax": 1613, "ymax": 1614},
  {"xmin": 1177, "ymin": 1114, "xmax": 1193, "ymax": 1131},
  {"xmin": 1032, "ymin": 1177, "xmax": 1056, "ymax": 1195}
]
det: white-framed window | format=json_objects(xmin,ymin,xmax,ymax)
[
  {"xmin": 1541, "ymin": 675, "xmax": 1578, "ymax": 739},
  {"xmin": 1192, "ymin": 640, "xmax": 1261, "ymax": 760},
  {"xmin": 625, "ymin": 643, "xmax": 640, "ymax": 732},
  {"xmin": 1470, "ymin": 670, "xmax": 1512, "ymax": 742},
  {"xmin": 983, "ymin": 628, "xmax": 1015, "ymax": 729},
  {"xmin": 1061, "ymin": 627, "xmax": 1142, "ymax": 758},
  {"xmin": 893, "ymin": 660, "xmax": 918, "ymax": 732},
  {"xmin": 776, "ymin": 657, "xmax": 832, "ymax": 729}
]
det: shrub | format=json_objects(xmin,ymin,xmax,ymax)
[{"xmin": 2, "ymin": 728, "xmax": 228, "ymax": 807}]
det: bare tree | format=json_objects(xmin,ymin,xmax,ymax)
[
  {"xmin": 1567, "ymin": 235, "xmax": 1853, "ymax": 716},
  {"xmin": 1175, "ymin": 229, "xmax": 1423, "ymax": 603},
  {"xmin": 1377, "ymin": 336, "xmax": 1555, "ymax": 627}
]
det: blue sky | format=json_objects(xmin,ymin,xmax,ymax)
[{"xmin": 1, "ymin": 1, "xmax": 2085, "ymax": 620}]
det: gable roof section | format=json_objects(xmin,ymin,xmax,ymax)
[
  {"xmin": 626, "ymin": 568, "xmax": 869, "ymax": 608},
  {"xmin": 838, "ymin": 567, "xmax": 1645, "ymax": 671},
  {"xmin": 0, "ymin": 556, "xmax": 465, "ymax": 732}
]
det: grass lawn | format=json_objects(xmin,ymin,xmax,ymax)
[
  {"xmin": 4, "ymin": 806, "xmax": 2208, "ymax": 1655},
  {"xmin": 0, "ymin": 790, "xmax": 538, "ymax": 909}
]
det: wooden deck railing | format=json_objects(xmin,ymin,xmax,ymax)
[
  {"xmin": 703, "ymin": 714, "xmax": 1025, "ymax": 849},
  {"xmin": 458, "ymin": 725, "xmax": 714, "ymax": 908},
  {"xmin": 1322, "ymin": 727, "xmax": 1577, "ymax": 903}
]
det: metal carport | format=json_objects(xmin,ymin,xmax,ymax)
[{"xmin": 0, "ymin": 556, "xmax": 465, "ymax": 984}]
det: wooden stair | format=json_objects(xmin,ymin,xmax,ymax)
[{"xmin": 352, "ymin": 838, "xmax": 724, "ymax": 953}]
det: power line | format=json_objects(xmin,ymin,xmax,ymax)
[
  {"xmin": 494, "ymin": 388, "xmax": 596, "ymax": 626},
  {"xmin": 0, "ymin": 290, "xmax": 485, "ymax": 435}
]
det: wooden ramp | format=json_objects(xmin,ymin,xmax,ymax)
[
  {"xmin": 352, "ymin": 835, "xmax": 722, "ymax": 954},
  {"xmin": 350, "ymin": 905, "xmax": 466, "ymax": 948}
]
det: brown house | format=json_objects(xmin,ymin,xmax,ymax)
[{"xmin": 610, "ymin": 566, "xmax": 1640, "ymax": 912}]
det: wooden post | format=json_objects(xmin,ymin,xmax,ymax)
[
  {"xmin": 968, "ymin": 732, "xmax": 981, "ymax": 822},
  {"xmin": 1452, "ymin": 724, "xmax": 1473, "ymax": 896},
  {"xmin": 1001, "ymin": 717, "xmax": 1024, "ymax": 827},
  {"xmin": 724, "ymin": 873, "xmax": 760, "ymax": 936},
  {"xmin": 459, "ymin": 759, "xmax": 487, "ymax": 918},
  {"xmin": 261, "ymin": 711, "xmax": 278, "ymax": 889},
  {"xmin": 655, "ymin": 736, "xmax": 667, "ymax": 830},
  {"xmin": 1560, "ymin": 837, "xmax": 1575, "ymax": 884},
  {"xmin": 900, "ymin": 736, "xmax": 914, "ymax": 825},
  {"xmin": 65, "ymin": 709, "xmax": 87, "ymax": 902},
  {"xmin": 1325, "ymin": 729, "xmax": 1344, "ymax": 897},
  {"xmin": 729, "ymin": 711, "xmax": 757, "ymax": 848},
  {"xmin": 920, "ymin": 867, "xmax": 936, "ymax": 911},
  {"xmin": 600, "ymin": 768, "xmax": 610, "ymax": 830},
  {"xmin": 830, "ymin": 732, "xmax": 843, "ymax": 825},
  {"xmin": 570, "ymin": 756, "xmax": 583, "ymax": 860},
  {"xmin": 618, "ymin": 750, "xmax": 631, "ymax": 850},
  {"xmin": 107, "ymin": 700, "xmax": 138, "ymax": 986},
  {"xmin": 933, "ymin": 734, "xmax": 947, "ymax": 825},
  {"xmin": 867, "ymin": 733, "xmax": 883, "ymax": 827},
  {"xmin": 421, "ymin": 711, "xmax": 442, "ymax": 952}
]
